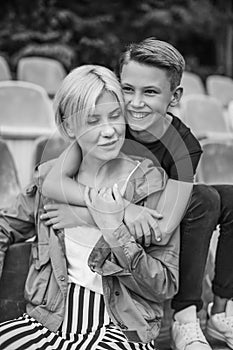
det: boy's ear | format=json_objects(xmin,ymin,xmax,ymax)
[{"xmin": 169, "ymin": 86, "xmax": 183, "ymax": 107}]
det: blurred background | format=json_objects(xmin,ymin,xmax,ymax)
[
  {"xmin": 0, "ymin": 2, "xmax": 233, "ymax": 348},
  {"xmin": 0, "ymin": 0, "xmax": 232, "ymax": 78}
]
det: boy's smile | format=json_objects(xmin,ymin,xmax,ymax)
[{"xmin": 120, "ymin": 60, "xmax": 177, "ymax": 138}]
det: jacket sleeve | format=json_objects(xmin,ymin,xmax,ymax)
[
  {"xmin": 100, "ymin": 222, "xmax": 180, "ymax": 302},
  {"xmin": 0, "ymin": 184, "xmax": 37, "ymax": 279}
]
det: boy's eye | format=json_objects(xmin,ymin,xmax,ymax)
[{"xmin": 145, "ymin": 89, "xmax": 158, "ymax": 95}]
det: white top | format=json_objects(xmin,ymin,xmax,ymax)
[
  {"xmin": 65, "ymin": 225, "xmax": 103, "ymax": 293},
  {"xmin": 65, "ymin": 161, "xmax": 141, "ymax": 294}
]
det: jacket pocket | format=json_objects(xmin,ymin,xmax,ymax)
[
  {"xmin": 32, "ymin": 242, "xmax": 50, "ymax": 270},
  {"xmin": 132, "ymin": 293, "xmax": 161, "ymax": 321},
  {"xmin": 25, "ymin": 242, "xmax": 51, "ymax": 306}
]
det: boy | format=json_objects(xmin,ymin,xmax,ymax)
[{"xmin": 42, "ymin": 39, "xmax": 233, "ymax": 350}]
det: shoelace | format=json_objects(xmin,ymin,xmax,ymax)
[
  {"xmin": 178, "ymin": 319, "xmax": 207, "ymax": 343},
  {"xmin": 216, "ymin": 314, "xmax": 233, "ymax": 331}
]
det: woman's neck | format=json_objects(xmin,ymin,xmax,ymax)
[{"xmin": 78, "ymin": 153, "xmax": 138, "ymax": 190}]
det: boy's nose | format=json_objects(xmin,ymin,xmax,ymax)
[{"xmin": 130, "ymin": 93, "xmax": 144, "ymax": 108}]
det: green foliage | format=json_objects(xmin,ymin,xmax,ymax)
[{"xmin": 0, "ymin": 0, "xmax": 232, "ymax": 76}]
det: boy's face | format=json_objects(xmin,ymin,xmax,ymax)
[{"xmin": 120, "ymin": 60, "xmax": 179, "ymax": 132}]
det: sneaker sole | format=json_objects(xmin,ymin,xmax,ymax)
[{"xmin": 207, "ymin": 325, "xmax": 233, "ymax": 349}]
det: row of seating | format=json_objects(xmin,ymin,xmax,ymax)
[
  {"xmin": 181, "ymin": 71, "xmax": 233, "ymax": 108},
  {"xmin": 0, "ymin": 136, "xmax": 70, "ymax": 209},
  {"xmin": 1, "ymin": 54, "xmax": 233, "ymax": 105},
  {"xmin": 176, "ymin": 94, "xmax": 233, "ymax": 140},
  {"xmin": 1, "ymin": 134, "xmax": 233, "ymax": 210},
  {"xmin": 0, "ymin": 55, "xmax": 67, "ymax": 97}
]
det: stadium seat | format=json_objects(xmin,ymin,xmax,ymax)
[
  {"xmin": 181, "ymin": 71, "xmax": 206, "ymax": 97},
  {"xmin": 17, "ymin": 56, "xmax": 67, "ymax": 98},
  {"xmin": 0, "ymin": 56, "xmax": 12, "ymax": 81},
  {"xmin": 0, "ymin": 80, "xmax": 55, "ymax": 187},
  {"xmin": 0, "ymin": 242, "xmax": 32, "ymax": 322},
  {"xmin": 197, "ymin": 138, "xmax": 233, "ymax": 185},
  {"xmin": 0, "ymin": 139, "xmax": 20, "ymax": 209},
  {"xmin": 32, "ymin": 135, "xmax": 70, "ymax": 173},
  {"xmin": 206, "ymin": 74, "xmax": 233, "ymax": 108},
  {"xmin": 180, "ymin": 94, "xmax": 232, "ymax": 140}
]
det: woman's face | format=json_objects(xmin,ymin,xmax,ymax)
[{"xmin": 76, "ymin": 91, "xmax": 125, "ymax": 163}]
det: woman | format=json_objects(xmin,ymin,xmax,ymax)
[{"xmin": 0, "ymin": 65, "xmax": 180, "ymax": 349}]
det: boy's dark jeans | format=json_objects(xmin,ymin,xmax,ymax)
[{"xmin": 171, "ymin": 184, "xmax": 233, "ymax": 313}]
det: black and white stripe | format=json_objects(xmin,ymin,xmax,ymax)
[{"xmin": 0, "ymin": 283, "xmax": 156, "ymax": 349}]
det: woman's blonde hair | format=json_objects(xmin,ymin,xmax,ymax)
[{"xmin": 54, "ymin": 65, "xmax": 125, "ymax": 140}]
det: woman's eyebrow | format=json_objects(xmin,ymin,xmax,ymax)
[{"xmin": 110, "ymin": 107, "xmax": 121, "ymax": 113}]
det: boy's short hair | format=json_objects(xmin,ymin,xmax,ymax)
[
  {"xmin": 118, "ymin": 37, "xmax": 185, "ymax": 91},
  {"xmin": 54, "ymin": 65, "xmax": 125, "ymax": 140}
]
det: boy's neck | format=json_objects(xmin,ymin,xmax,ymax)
[{"xmin": 129, "ymin": 113, "xmax": 173, "ymax": 143}]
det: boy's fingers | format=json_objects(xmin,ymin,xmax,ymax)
[
  {"xmin": 147, "ymin": 208, "xmax": 163, "ymax": 219},
  {"xmin": 40, "ymin": 212, "xmax": 57, "ymax": 220},
  {"xmin": 84, "ymin": 186, "xmax": 92, "ymax": 206},
  {"xmin": 44, "ymin": 204, "xmax": 59, "ymax": 211}
]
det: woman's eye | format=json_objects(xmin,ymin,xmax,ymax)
[
  {"xmin": 122, "ymin": 86, "xmax": 133, "ymax": 93},
  {"xmin": 87, "ymin": 118, "xmax": 99, "ymax": 125},
  {"xmin": 110, "ymin": 112, "xmax": 121, "ymax": 119}
]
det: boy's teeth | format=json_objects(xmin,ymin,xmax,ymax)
[{"xmin": 131, "ymin": 112, "xmax": 147, "ymax": 119}]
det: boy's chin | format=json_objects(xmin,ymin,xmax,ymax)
[{"xmin": 127, "ymin": 122, "xmax": 145, "ymax": 132}]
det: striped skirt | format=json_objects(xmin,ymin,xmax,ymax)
[{"xmin": 0, "ymin": 283, "xmax": 156, "ymax": 349}]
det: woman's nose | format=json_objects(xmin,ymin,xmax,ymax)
[{"xmin": 101, "ymin": 123, "xmax": 115, "ymax": 137}]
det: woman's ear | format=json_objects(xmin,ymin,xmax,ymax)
[
  {"xmin": 63, "ymin": 118, "xmax": 75, "ymax": 138},
  {"xmin": 169, "ymin": 86, "xmax": 183, "ymax": 107}
]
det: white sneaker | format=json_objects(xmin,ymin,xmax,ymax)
[
  {"xmin": 171, "ymin": 306, "xmax": 212, "ymax": 350},
  {"xmin": 206, "ymin": 300, "xmax": 233, "ymax": 349}
]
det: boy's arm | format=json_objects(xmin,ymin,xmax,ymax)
[
  {"xmin": 155, "ymin": 178, "xmax": 193, "ymax": 244},
  {"xmin": 42, "ymin": 141, "xmax": 87, "ymax": 206}
]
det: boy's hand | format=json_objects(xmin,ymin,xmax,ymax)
[
  {"xmin": 124, "ymin": 202, "xmax": 162, "ymax": 246},
  {"xmin": 40, "ymin": 203, "xmax": 94, "ymax": 229},
  {"xmin": 84, "ymin": 184, "xmax": 124, "ymax": 234}
]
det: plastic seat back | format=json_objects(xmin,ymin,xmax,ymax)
[
  {"xmin": 181, "ymin": 71, "xmax": 205, "ymax": 97},
  {"xmin": 0, "ymin": 56, "xmax": 12, "ymax": 81},
  {"xmin": 32, "ymin": 135, "xmax": 70, "ymax": 171},
  {"xmin": 0, "ymin": 242, "xmax": 32, "ymax": 322},
  {"xmin": 0, "ymin": 80, "xmax": 54, "ymax": 131},
  {"xmin": 197, "ymin": 139, "xmax": 233, "ymax": 184},
  {"xmin": 17, "ymin": 57, "xmax": 66, "ymax": 97},
  {"xmin": 180, "ymin": 94, "xmax": 229, "ymax": 139},
  {"xmin": 206, "ymin": 74, "xmax": 233, "ymax": 107},
  {"xmin": 0, "ymin": 139, "xmax": 20, "ymax": 209}
]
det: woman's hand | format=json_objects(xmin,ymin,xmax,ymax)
[
  {"xmin": 124, "ymin": 202, "xmax": 162, "ymax": 246},
  {"xmin": 84, "ymin": 184, "xmax": 124, "ymax": 234}
]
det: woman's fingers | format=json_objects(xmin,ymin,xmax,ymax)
[{"xmin": 140, "ymin": 220, "xmax": 152, "ymax": 247}]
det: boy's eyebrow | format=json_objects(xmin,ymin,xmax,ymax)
[{"xmin": 122, "ymin": 82, "xmax": 159, "ymax": 89}]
